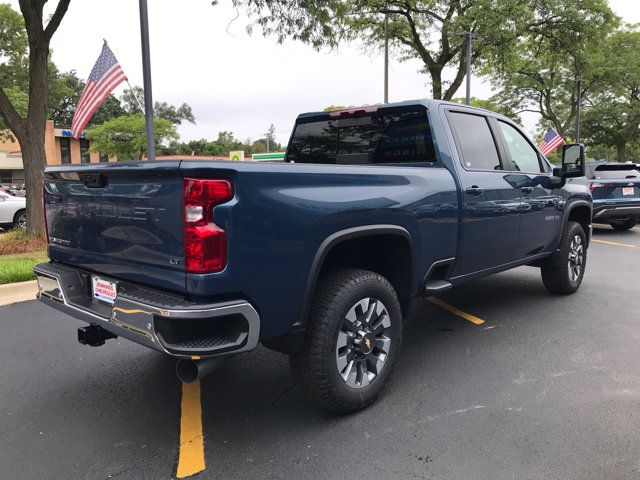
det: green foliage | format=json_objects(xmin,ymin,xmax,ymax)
[
  {"xmin": 450, "ymin": 97, "xmax": 521, "ymax": 124},
  {"xmin": 488, "ymin": 0, "xmax": 617, "ymax": 138},
  {"xmin": 581, "ymin": 29, "xmax": 640, "ymax": 162},
  {"xmin": 121, "ymin": 86, "xmax": 196, "ymax": 125},
  {"xmin": 266, "ymin": 123, "xmax": 276, "ymax": 144},
  {"xmin": 0, "ymin": 3, "xmax": 28, "ymax": 64},
  {"xmin": 0, "ymin": 6, "xmax": 120, "ymax": 131},
  {"xmin": 120, "ymin": 86, "xmax": 145, "ymax": 114},
  {"xmin": 0, "ymin": 87, "xmax": 27, "ymax": 139},
  {"xmin": 47, "ymin": 70, "xmax": 126, "ymax": 127},
  {"xmin": 166, "ymin": 132, "xmax": 242, "ymax": 157},
  {"xmin": 160, "ymin": 128, "xmax": 284, "ymax": 157},
  {"xmin": 85, "ymin": 114, "xmax": 179, "ymax": 161},
  {"xmin": 229, "ymin": 0, "xmax": 615, "ymax": 102},
  {"xmin": 0, "ymin": 3, "xmax": 28, "ymax": 136},
  {"xmin": 0, "ymin": 251, "xmax": 48, "ymax": 284}
]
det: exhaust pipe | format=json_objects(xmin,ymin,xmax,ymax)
[{"xmin": 176, "ymin": 357, "xmax": 227, "ymax": 384}]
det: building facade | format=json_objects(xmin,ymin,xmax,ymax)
[{"xmin": 0, "ymin": 120, "xmax": 112, "ymax": 186}]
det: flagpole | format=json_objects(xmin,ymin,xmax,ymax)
[
  {"xmin": 125, "ymin": 79, "xmax": 146, "ymax": 114},
  {"xmin": 139, "ymin": 0, "xmax": 156, "ymax": 161}
]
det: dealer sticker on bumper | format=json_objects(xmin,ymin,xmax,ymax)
[{"xmin": 92, "ymin": 277, "xmax": 117, "ymax": 304}]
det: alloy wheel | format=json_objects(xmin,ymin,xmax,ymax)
[
  {"xmin": 17, "ymin": 213, "xmax": 26, "ymax": 229},
  {"xmin": 335, "ymin": 297, "xmax": 392, "ymax": 389},
  {"xmin": 567, "ymin": 235, "xmax": 584, "ymax": 282}
]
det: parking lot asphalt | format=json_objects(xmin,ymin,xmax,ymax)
[{"xmin": 1, "ymin": 226, "xmax": 639, "ymax": 480}]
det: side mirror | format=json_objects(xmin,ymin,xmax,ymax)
[{"xmin": 561, "ymin": 144, "xmax": 585, "ymax": 178}]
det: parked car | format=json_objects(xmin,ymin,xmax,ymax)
[
  {"xmin": 34, "ymin": 100, "xmax": 592, "ymax": 413},
  {"xmin": 587, "ymin": 162, "xmax": 640, "ymax": 230},
  {"xmin": 0, "ymin": 190, "xmax": 26, "ymax": 229}
]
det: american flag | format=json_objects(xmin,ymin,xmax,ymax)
[
  {"xmin": 539, "ymin": 128, "xmax": 565, "ymax": 157},
  {"xmin": 71, "ymin": 43, "xmax": 127, "ymax": 138}
]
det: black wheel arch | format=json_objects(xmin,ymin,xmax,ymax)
[
  {"xmin": 263, "ymin": 225, "xmax": 414, "ymax": 356},
  {"xmin": 563, "ymin": 200, "xmax": 592, "ymax": 246},
  {"xmin": 301, "ymin": 225, "xmax": 414, "ymax": 319}
]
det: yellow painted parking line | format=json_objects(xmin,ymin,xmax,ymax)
[
  {"xmin": 427, "ymin": 297, "xmax": 485, "ymax": 325},
  {"xmin": 592, "ymin": 239, "xmax": 635, "ymax": 248},
  {"xmin": 176, "ymin": 381, "xmax": 205, "ymax": 478}
]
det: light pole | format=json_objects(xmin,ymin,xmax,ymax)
[
  {"xmin": 384, "ymin": 13, "xmax": 389, "ymax": 103},
  {"xmin": 346, "ymin": 9, "xmax": 391, "ymax": 103},
  {"xmin": 575, "ymin": 79, "xmax": 583, "ymax": 143},
  {"xmin": 139, "ymin": 0, "xmax": 156, "ymax": 160},
  {"xmin": 457, "ymin": 31, "xmax": 475, "ymax": 105}
]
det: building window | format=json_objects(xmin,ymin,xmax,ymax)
[
  {"xmin": 0, "ymin": 171, "xmax": 12, "ymax": 183},
  {"xmin": 12, "ymin": 170, "xmax": 24, "ymax": 185},
  {"xmin": 80, "ymin": 138, "xmax": 91, "ymax": 163},
  {"xmin": 60, "ymin": 137, "xmax": 71, "ymax": 164},
  {"xmin": 99, "ymin": 153, "xmax": 109, "ymax": 163}
]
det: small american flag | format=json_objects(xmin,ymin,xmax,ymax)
[
  {"xmin": 539, "ymin": 128, "xmax": 565, "ymax": 157},
  {"xmin": 71, "ymin": 42, "xmax": 127, "ymax": 138}
]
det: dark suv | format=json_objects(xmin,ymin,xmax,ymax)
[{"xmin": 588, "ymin": 162, "xmax": 640, "ymax": 230}]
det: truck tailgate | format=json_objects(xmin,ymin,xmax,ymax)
[{"xmin": 43, "ymin": 161, "xmax": 186, "ymax": 294}]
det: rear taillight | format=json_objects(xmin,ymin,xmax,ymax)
[
  {"xmin": 183, "ymin": 178, "xmax": 233, "ymax": 274},
  {"xmin": 589, "ymin": 182, "xmax": 604, "ymax": 193},
  {"xmin": 42, "ymin": 180, "xmax": 50, "ymax": 245}
]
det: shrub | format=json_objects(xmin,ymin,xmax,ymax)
[{"xmin": 0, "ymin": 229, "xmax": 47, "ymax": 255}]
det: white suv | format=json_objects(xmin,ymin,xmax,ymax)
[{"xmin": 0, "ymin": 190, "xmax": 26, "ymax": 229}]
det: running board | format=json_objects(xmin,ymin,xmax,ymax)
[{"xmin": 423, "ymin": 279, "xmax": 453, "ymax": 293}]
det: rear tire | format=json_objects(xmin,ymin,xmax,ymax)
[
  {"xmin": 609, "ymin": 218, "xmax": 637, "ymax": 231},
  {"xmin": 13, "ymin": 209, "xmax": 26, "ymax": 229},
  {"xmin": 290, "ymin": 268, "xmax": 402, "ymax": 414},
  {"xmin": 541, "ymin": 221, "xmax": 587, "ymax": 295}
]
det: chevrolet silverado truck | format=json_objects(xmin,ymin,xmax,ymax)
[{"xmin": 35, "ymin": 100, "xmax": 592, "ymax": 413}]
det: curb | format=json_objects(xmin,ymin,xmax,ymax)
[{"xmin": 0, "ymin": 280, "xmax": 38, "ymax": 307}]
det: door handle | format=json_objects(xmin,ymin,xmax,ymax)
[
  {"xmin": 521, "ymin": 186, "xmax": 534, "ymax": 194},
  {"xmin": 465, "ymin": 186, "xmax": 484, "ymax": 196}
]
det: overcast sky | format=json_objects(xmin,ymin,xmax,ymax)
[{"xmin": 11, "ymin": 0, "xmax": 640, "ymax": 145}]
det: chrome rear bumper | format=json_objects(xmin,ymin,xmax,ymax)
[
  {"xmin": 593, "ymin": 204, "xmax": 640, "ymax": 220},
  {"xmin": 34, "ymin": 262, "xmax": 260, "ymax": 358}
]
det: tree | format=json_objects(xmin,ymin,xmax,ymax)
[
  {"xmin": 160, "ymin": 130, "xmax": 286, "ymax": 157},
  {"xmin": 47, "ymin": 70, "xmax": 126, "ymax": 127},
  {"xmin": 227, "ymin": 0, "xmax": 612, "ymax": 101},
  {"xmin": 450, "ymin": 97, "xmax": 521, "ymax": 124},
  {"xmin": 265, "ymin": 123, "xmax": 276, "ymax": 152},
  {"xmin": 0, "ymin": 86, "xmax": 28, "ymax": 140},
  {"xmin": 85, "ymin": 114, "xmax": 178, "ymax": 161},
  {"xmin": 120, "ymin": 86, "xmax": 196, "ymax": 125},
  {"xmin": 489, "ymin": 0, "xmax": 616, "ymax": 139},
  {"xmin": 0, "ymin": 0, "xmax": 71, "ymax": 235},
  {"xmin": 582, "ymin": 30, "xmax": 640, "ymax": 162}
]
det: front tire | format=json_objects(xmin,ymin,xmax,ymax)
[
  {"xmin": 609, "ymin": 218, "xmax": 637, "ymax": 231},
  {"xmin": 541, "ymin": 221, "xmax": 587, "ymax": 294},
  {"xmin": 13, "ymin": 209, "xmax": 26, "ymax": 229},
  {"xmin": 290, "ymin": 268, "xmax": 402, "ymax": 414}
]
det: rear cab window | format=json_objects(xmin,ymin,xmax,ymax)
[
  {"xmin": 591, "ymin": 166, "xmax": 640, "ymax": 180},
  {"xmin": 286, "ymin": 107, "xmax": 437, "ymax": 165}
]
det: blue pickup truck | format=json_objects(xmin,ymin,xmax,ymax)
[{"xmin": 35, "ymin": 100, "xmax": 592, "ymax": 413}]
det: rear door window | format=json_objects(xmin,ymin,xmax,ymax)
[
  {"xmin": 287, "ymin": 107, "xmax": 436, "ymax": 165},
  {"xmin": 448, "ymin": 112, "xmax": 503, "ymax": 171}
]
